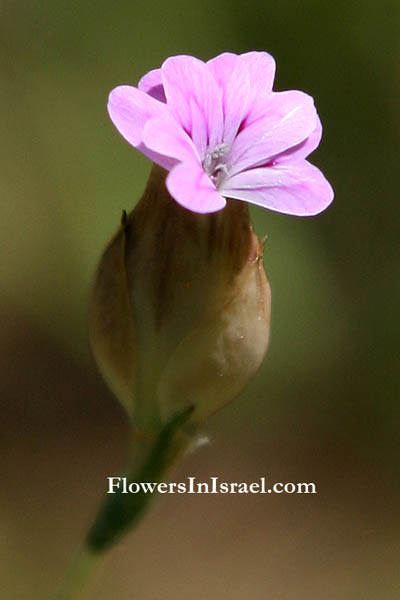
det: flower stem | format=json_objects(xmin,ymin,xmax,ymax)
[
  {"xmin": 54, "ymin": 546, "xmax": 100, "ymax": 600},
  {"xmin": 54, "ymin": 405, "xmax": 194, "ymax": 599},
  {"xmin": 86, "ymin": 406, "xmax": 194, "ymax": 553}
]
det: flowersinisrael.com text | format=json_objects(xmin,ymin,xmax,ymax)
[{"xmin": 107, "ymin": 477, "xmax": 317, "ymax": 495}]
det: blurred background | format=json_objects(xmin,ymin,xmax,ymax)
[{"xmin": 1, "ymin": 1, "xmax": 399, "ymax": 598}]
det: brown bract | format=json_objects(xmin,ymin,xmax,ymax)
[{"xmin": 89, "ymin": 165, "xmax": 271, "ymax": 433}]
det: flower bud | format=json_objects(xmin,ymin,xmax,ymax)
[{"xmin": 89, "ymin": 165, "xmax": 271, "ymax": 434}]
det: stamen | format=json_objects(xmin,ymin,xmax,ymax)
[
  {"xmin": 202, "ymin": 143, "xmax": 231, "ymax": 185},
  {"xmin": 210, "ymin": 143, "xmax": 230, "ymax": 159},
  {"xmin": 213, "ymin": 163, "xmax": 228, "ymax": 175}
]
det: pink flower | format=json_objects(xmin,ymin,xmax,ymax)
[{"xmin": 108, "ymin": 52, "xmax": 333, "ymax": 216}]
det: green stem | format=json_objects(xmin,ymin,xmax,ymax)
[
  {"xmin": 54, "ymin": 546, "xmax": 100, "ymax": 600},
  {"xmin": 54, "ymin": 406, "xmax": 194, "ymax": 599},
  {"xmin": 87, "ymin": 406, "xmax": 194, "ymax": 553}
]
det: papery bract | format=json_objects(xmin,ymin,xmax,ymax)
[
  {"xmin": 108, "ymin": 52, "xmax": 333, "ymax": 216},
  {"xmin": 89, "ymin": 166, "xmax": 271, "ymax": 430}
]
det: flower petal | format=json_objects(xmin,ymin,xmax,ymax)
[
  {"xmin": 207, "ymin": 53, "xmax": 250, "ymax": 146},
  {"xmin": 142, "ymin": 117, "xmax": 200, "ymax": 164},
  {"xmin": 161, "ymin": 55, "xmax": 224, "ymax": 149},
  {"xmin": 275, "ymin": 115, "xmax": 323, "ymax": 163},
  {"xmin": 138, "ymin": 68, "xmax": 166, "ymax": 103},
  {"xmin": 107, "ymin": 85, "xmax": 169, "ymax": 147},
  {"xmin": 228, "ymin": 90, "xmax": 318, "ymax": 175},
  {"xmin": 166, "ymin": 160, "xmax": 226, "ymax": 214},
  {"xmin": 240, "ymin": 51, "xmax": 277, "ymax": 126},
  {"xmin": 189, "ymin": 97, "xmax": 208, "ymax": 159},
  {"xmin": 240, "ymin": 51, "xmax": 276, "ymax": 95},
  {"xmin": 136, "ymin": 143, "xmax": 178, "ymax": 171},
  {"xmin": 222, "ymin": 160, "xmax": 334, "ymax": 216}
]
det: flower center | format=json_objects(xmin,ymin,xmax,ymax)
[{"xmin": 202, "ymin": 143, "xmax": 230, "ymax": 187}]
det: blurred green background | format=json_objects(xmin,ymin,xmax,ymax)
[{"xmin": 1, "ymin": 1, "xmax": 399, "ymax": 598}]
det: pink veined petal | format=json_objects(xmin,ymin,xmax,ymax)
[
  {"xmin": 240, "ymin": 51, "xmax": 276, "ymax": 95},
  {"xmin": 161, "ymin": 55, "xmax": 224, "ymax": 149},
  {"xmin": 228, "ymin": 90, "xmax": 318, "ymax": 176},
  {"xmin": 240, "ymin": 51, "xmax": 277, "ymax": 125},
  {"xmin": 275, "ymin": 114, "xmax": 323, "ymax": 163},
  {"xmin": 136, "ymin": 143, "xmax": 179, "ymax": 171},
  {"xmin": 107, "ymin": 85, "xmax": 169, "ymax": 147},
  {"xmin": 207, "ymin": 53, "xmax": 250, "ymax": 147},
  {"xmin": 221, "ymin": 160, "xmax": 334, "ymax": 216},
  {"xmin": 189, "ymin": 97, "xmax": 208, "ymax": 159},
  {"xmin": 138, "ymin": 68, "xmax": 166, "ymax": 103},
  {"xmin": 142, "ymin": 117, "xmax": 200, "ymax": 164},
  {"xmin": 166, "ymin": 160, "xmax": 226, "ymax": 214}
]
